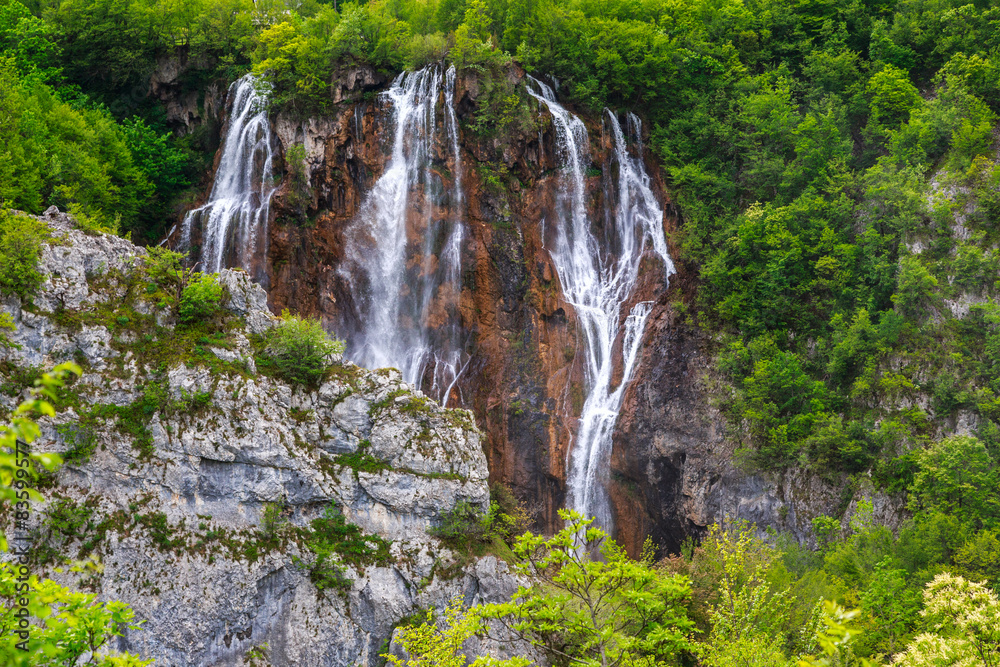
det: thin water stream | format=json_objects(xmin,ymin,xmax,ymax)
[
  {"xmin": 179, "ymin": 75, "xmax": 276, "ymax": 276},
  {"xmin": 527, "ymin": 77, "xmax": 675, "ymax": 530}
]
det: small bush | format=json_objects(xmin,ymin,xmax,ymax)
[
  {"xmin": 0, "ymin": 210, "xmax": 49, "ymax": 300},
  {"xmin": 260, "ymin": 502, "xmax": 288, "ymax": 540},
  {"xmin": 178, "ymin": 273, "xmax": 224, "ymax": 324},
  {"xmin": 260, "ymin": 311, "xmax": 344, "ymax": 387},
  {"xmin": 143, "ymin": 246, "xmax": 186, "ymax": 286},
  {"xmin": 430, "ymin": 500, "xmax": 489, "ymax": 546},
  {"xmin": 484, "ymin": 483, "xmax": 533, "ymax": 542},
  {"xmin": 56, "ymin": 423, "xmax": 98, "ymax": 465},
  {"xmin": 284, "ymin": 143, "xmax": 310, "ymax": 219},
  {"xmin": 0, "ymin": 312, "xmax": 18, "ymax": 349},
  {"xmin": 67, "ymin": 202, "xmax": 120, "ymax": 236},
  {"xmin": 298, "ymin": 503, "xmax": 391, "ymax": 592},
  {"xmin": 431, "ymin": 489, "xmax": 533, "ymax": 554}
]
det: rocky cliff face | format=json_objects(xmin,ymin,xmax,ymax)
[
  {"xmin": 2, "ymin": 208, "xmax": 524, "ymax": 666},
  {"xmin": 247, "ymin": 66, "xmax": 681, "ymax": 535},
  {"xmin": 608, "ymin": 295, "xmax": 905, "ymax": 555},
  {"xmin": 173, "ymin": 64, "xmax": 901, "ymax": 557}
]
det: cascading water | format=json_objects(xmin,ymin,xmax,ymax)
[
  {"xmin": 527, "ymin": 77, "xmax": 675, "ymax": 531},
  {"xmin": 340, "ymin": 64, "xmax": 468, "ymax": 406},
  {"xmin": 179, "ymin": 75, "xmax": 276, "ymax": 278}
]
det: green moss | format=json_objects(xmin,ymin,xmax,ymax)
[
  {"xmin": 327, "ymin": 363, "xmax": 364, "ymax": 388},
  {"xmin": 442, "ymin": 408, "xmax": 475, "ymax": 431},
  {"xmin": 72, "ymin": 378, "xmax": 215, "ymax": 459},
  {"xmin": 333, "ymin": 441, "xmax": 392, "ymax": 473},
  {"xmin": 289, "ymin": 407, "xmax": 314, "ymax": 422}
]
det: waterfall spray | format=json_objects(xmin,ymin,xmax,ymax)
[
  {"xmin": 180, "ymin": 75, "xmax": 276, "ymax": 278},
  {"xmin": 527, "ymin": 77, "xmax": 674, "ymax": 531}
]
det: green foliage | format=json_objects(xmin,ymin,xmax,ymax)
[
  {"xmin": 908, "ymin": 435, "xmax": 998, "ymax": 528},
  {"xmin": 332, "ymin": 2, "xmax": 411, "ymax": 71},
  {"xmin": 298, "ymin": 503, "xmax": 391, "ymax": 591},
  {"xmin": 483, "ymin": 510, "xmax": 696, "ymax": 667},
  {"xmin": 253, "ymin": 20, "xmax": 332, "ymax": 113},
  {"xmin": 119, "ymin": 116, "xmax": 194, "ymax": 242},
  {"xmin": 703, "ymin": 522, "xmax": 793, "ymax": 648},
  {"xmin": 952, "ymin": 529, "xmax": 1000, "ymax": 586},
  {"xmin": 143, "ymin": 245, "xmax": 196, "ymax": 309},
  {"xmin": 0, "ymin": 210, "xmax": 48, "ymax": 300},
  {"xmin": 429, "ymin": 486, "xmax": 531, "ymax": 556},
  {"xmin": 0, "ymin": 312, "xmax": 18, "ymax": 349},
  {"xmin": 856, "ymin": 559, "xmax": 921, "ymax": 656},
  {"xmin": 866, "ymin": 64, "xmax": 922, "ymax": 140},
  {"xmin": 0, "ymin": 0, "xmax": 60, "ymax": 84},
  {"xmin": 67, "ymin": 201, "xmax": 120, "ymax": 236},
  {"xmin": 429, "ymin": 499, "xmax": 489, "ymax": 546},
  {"xmin": 0, "ymin": 362, "xmax": 80, "ymax": 550},
  {"xmin": 0, "ymin": 562, "xmax": 150, "ymax": 666},
  {"xmin": 178, "ymin": 272, "xmax": 224, "ymax": 324},
  {"xmin": 56, "ymin": 422, "xmax": 98, "ymax": 464},
  {"xmin": 484, "ymin": 482, "xmax": 532, "ymax": 543},
  {"xmin": 252, "ymin": 2, "xmax": 410, "ymax": 112},
  {"xmin": 408, "ymin": 31, "xmax": 448, "ymax": 69},
  {"xmin": 465, "ymin": 71, "xmax": 534, "ymax": 140},
  {"xmin": 283, "ymin": 142, "xmax": 310, "ymax": 218},
  {"xmin": 892, "ymin": 256, "xmax": 939, "ymax": 319},
  {"xmin": 260, "ymin": 501, "xmax": 288, "ymax": 540},
  {"xmin": 451, "ymin": 0, "xmax": 507, "ymax": 71},
  {"xmin": 50, "ymin": 0, "xmax": 254, "ymax": 109},
  {"xmin": 0, "ymin": 61, "xmax": 153, "ymax": 231},
  {"xmin": 0, "ymin": 0, "xmax": 202, "ymax": 243},
  {"xmin": 383, "ymin": 598, "xmax": 530, "ymax": 667},
  {"xmin": 796, "ymin": 601, "xmax": 871, "ymax": 667},
  {"xmin": 258, "ymin": 310, "xmax": 344, "ymax": 387},
  {"xmin": 812, "ymin": 516, "xmax": 840, "ymax": 550}
]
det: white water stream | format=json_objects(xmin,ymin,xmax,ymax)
[
  {"xmin": 179, "ymin": 75, "xmax": 276, "ymax": 276},
  {"xmin": 527, "ymin": 77, "xmax": 675, "ymax": 530},
  {"xmin": 341, "ymin": 64, "xmax": 468, "ymax": 406}
]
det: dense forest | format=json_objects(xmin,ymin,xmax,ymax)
[{"xmin": 2, "ymin": 0, "xmax": 1000, "ymax": 664}]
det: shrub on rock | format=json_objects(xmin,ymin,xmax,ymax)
[
  {"xmin": 0, "ymin": 210, "xmax": 48, "ymax": 300},
  {"xmin": 178, "ymin": 272, "xmax": 224, "ymax": 324},
  {"xmin": 260, "ymin": 311, "xmax": 344, "ymax": 387}
]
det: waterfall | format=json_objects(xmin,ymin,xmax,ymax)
[
  {"xmin": 340, "ymin": 64, "xmax": 468, "ymax": 406},
  {"xmin": 179, "ymin": 75, "xmax": 276, "ymax": 277},
  {"xmin": 527, "ymin": 77, "xmax": 674, "ymax": 531}
]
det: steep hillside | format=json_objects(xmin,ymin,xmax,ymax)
[{"xmin": 0, "ymin": 208, "xmax": 520, "ymax": 666}]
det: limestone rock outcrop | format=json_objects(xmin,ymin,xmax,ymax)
[{"xmin": 2, "ymin": 208, "xmax": 519, "ymax": 666}]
